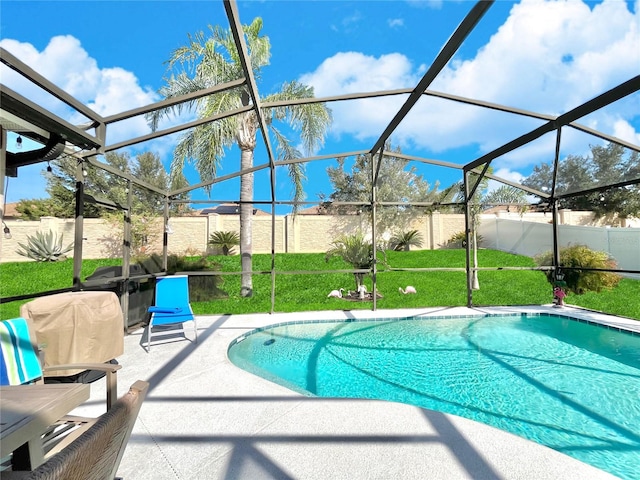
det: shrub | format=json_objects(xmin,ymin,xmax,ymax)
[
  {"xmin": 101, "ymin": 212, "xmax": 159, "ymax": 257},
  {"xmin": 138, "ymin": 253, "xmax": 228, "ymax": 301},
  {"xmin": 183, "ymin": 246, "xmax": 206, "ymax": 257},
  {"xmin": 16, "ymin": 230, "xmax": 74, "ymax": 262},
  {"xmin": 208, "ymin": 231, "xmax": 240, "ymax": 255},
  {"xmin": 390, "ymin": 230, "xmax": 423, "ymax": 251},
  {"xmin": 535, "ymin": 244, "xmax": 621, "ymax": 295},
  {"xmin": 441, "ymin": 231, "xmax": 483, "ymax": 249}
]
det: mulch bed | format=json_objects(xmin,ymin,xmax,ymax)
[{"xmin": 341, "ymin": 291, "xmax": 383, "ymax": 302}]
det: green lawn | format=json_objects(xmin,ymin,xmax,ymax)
[{"xmin": 1, "ymin": 250, "xmax": 638, "ymax": 320}]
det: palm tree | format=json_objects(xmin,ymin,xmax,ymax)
[
  {"xmin": 148, "ymin": 18, "xmax": 332, "ymax": 297},
  {"xmin": 208, "ymin": 231, "xmax": 240, "ymax": 255},
  {"xmin": 484, "ymin": 185, "xmax": 528, "ymax": 215},
  {"xmin": 325, "ymin": 232, "xmax": 387, "ymax": 292},
  {"xmin": 389, "ymin": 229, "xmax": 423, "ymax": 251}
]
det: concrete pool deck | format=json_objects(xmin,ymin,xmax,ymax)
[{"xmin": 79, "ymin": 305, "xmax": 634, "ymax": 479}]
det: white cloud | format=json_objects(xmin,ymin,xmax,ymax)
[
  {"xmin": 494, "ymin": 168, "xmax": 525, "ymax": 184},
  {"xmin": 438, "ymin": 0, "xmax": 639, "ymax": 113},
  {"xmin": 300, "ymin": 0, "xmax": 640, "ymax": 173},
  {"xmin": 486, "ymin": 168, "xmax": 526, "ymax": 194},
  {"xmin": 612, "ymin": 119, "xmax": 640, "ymax": 146},
  {"xmin": 301, "ymin": 52, "xmax": 418, "ymax": 95},
  {"xmin": 388, "ymin": 18, "xmax": 404, "ymax": 28},
  {"xmin": 300, "ymin": 52, "xmax": 420, "ymax": 141},
  {"xmin": 331, "ymin": 11, "xmax": 363, "ymax": 33},
  {"xmin": 0, "ymin": 36, "xmax": 174, "ymax": 202},
  {"xmin": 0, "ymin": 36, "xmax": 159, "ymax": 144}
]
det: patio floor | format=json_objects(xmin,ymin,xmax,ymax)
[{"xmin": 76, "ymin": 306, "xmax": 633, "ymax": 480}]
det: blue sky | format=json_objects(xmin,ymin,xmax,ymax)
[{"xmin": 1, "ymin": 0, "xmax": 639, "ymax": 213}]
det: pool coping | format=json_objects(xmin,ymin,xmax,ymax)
[{"xmin": 229, "ymin": 304, "xmax": 640, "ymax": 349}]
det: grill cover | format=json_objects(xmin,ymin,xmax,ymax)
[{"xmin": 20, "ymin": 291, "xmax": 124, "ymax": 376}]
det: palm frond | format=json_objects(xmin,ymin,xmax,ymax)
[
  {"xmin": 390, "ymin": 230, "xmax": 424, "ymax": 251},
  {"xmin": 152, "ymin": 16, "xmax": 332, "ymax": 207},
  {"xmin": 263, "ymin": 81, "xmax": 332, "ymax": 155},
  {"xmin": 208, "ymin": 230, "xmax": 240, "ymax": 255},
  {"xmin": 270, "ymin": 126, "xmax": 305, "ymax": 207}
]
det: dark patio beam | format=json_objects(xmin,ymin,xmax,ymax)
[
  {"xmin": 274, "ymin": 150, "xmax": 369, "ymax": 166},
  {"xmin": 224, "ymin": 0, "xmax": 278, "ymax": 175},
  {"xmin": 101, "ymin": 105, "xmax": 253, "ymax": 152},
  {"xmin": 464, "ymin": 75, "xmax": 640, "ymax": 173},
  {"xmin": 568, "ymin": 123, "xmax": 640, "ymax": 153},
  {"xmin": 371, "ymin": 0, "xmax": 494, "ymax": 185},
  {"xmin": 84, "ymin": 156, "xmax": 168, "ymax": 196},
  {"xmin": 555, "ymin": 178, "xmax": 640, "ymax": 200},
  {"xmin": 0, "ymin": 86, "xmax": 101, "ymax": 150},
  {"xmin": 169, "ymin": 161, "xmax": 271, "ymax": 197},
  {"xmin": 102, "ymin": 78, "xmax": 247, "ymax": 125},
  {"xmin": 1, "ymin": 47, "xmax": 104, "ymax": 126},
  {"xmin": 267, "ymin": 88, "xmax": 639, "ymax": 154}
]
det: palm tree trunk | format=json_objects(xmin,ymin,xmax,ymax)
[
  {"xmin": 472, "ymin": 218, "xmax": 480, "ymax": 290},
  {"xmin": 240, "ymin": 148, "xmax": 254, "ymax": 297},
  {"xmin": 471, "ymin": 216, "xmax": 480, "ymax": 290}
]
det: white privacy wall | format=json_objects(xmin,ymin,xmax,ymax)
[{"xmin": 479, "ymin": 218, "xmax": 640, "ymax": 276}]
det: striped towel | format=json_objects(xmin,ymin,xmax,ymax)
[{"xmin": 0, "ymin": 317, "xmax": 42, "ymax": 386}]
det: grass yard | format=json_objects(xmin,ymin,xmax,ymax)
[{"xmin": 1, "ymin": 249, "xmax": 638, "ymax": 320}]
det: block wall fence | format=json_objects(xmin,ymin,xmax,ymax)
[{"xmin": 1, "ymin": 210, "xmax": 637, "ymax": 264}]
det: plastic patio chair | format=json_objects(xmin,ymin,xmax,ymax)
[
  {"xmin": 0, "ymin": 317, "xmax": 122, "ymax": 470},
  {"xmin": 3, "ymin": 380, "xmax": 149, "ymax": 480},
  {"xmin": 145, "ymin": 275, "xmax": 197, "ymax": 352}
]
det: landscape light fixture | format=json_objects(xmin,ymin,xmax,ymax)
[
  {"xmin": 15, "ymin": 136, "xmax": 22, "ymax": 150},
  {"xmin": 2, "ymin": 221, "xmax": 11, "ymax": 239}
]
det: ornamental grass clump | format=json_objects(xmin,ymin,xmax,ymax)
[
  {"xmin": 441, "ymin": 231, "xmax": 483, "ymax": 249},
  {"xmin": 535, "ymin": 244, "xmax": 621, "ymax": 295},
  {"xmin": 16, "ymin": 230, "xmax": 73, "ymax": 262}
]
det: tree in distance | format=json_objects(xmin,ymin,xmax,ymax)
[
  {"xmin": 16, "ymin": 151, "xmax": 188, "ymax": 219},
  {"xmin": 320, "ymin": 143, "xmax": 440, "ymax": 236},
  {"xmin": 523, "ymin": 142, "xmax": 640, "ymax": 221}
]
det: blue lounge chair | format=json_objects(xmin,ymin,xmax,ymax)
[{"xmin": 145, "ymin": 275, "xmax": 197, "ymax": 351}]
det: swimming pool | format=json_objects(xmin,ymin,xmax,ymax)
[{"xmin": 228, "ymin": 312, "xmax": 640, "ymax": 480}]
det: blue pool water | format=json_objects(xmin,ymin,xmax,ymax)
[{"xmin": 228, "ymin": 313, "xmax": 640, "ymax": 480}]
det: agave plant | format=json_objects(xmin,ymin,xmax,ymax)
[
  {"xmin": 389, "ymin": 229, "xmax": 423, "ymax": 251},
  {"xmin": 16, "ymin": 230, "xmax": 74, "ymax": 262},
  {"xmin": 208, "ymin": 231, "xmax": 240, "ymax": 255}
]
